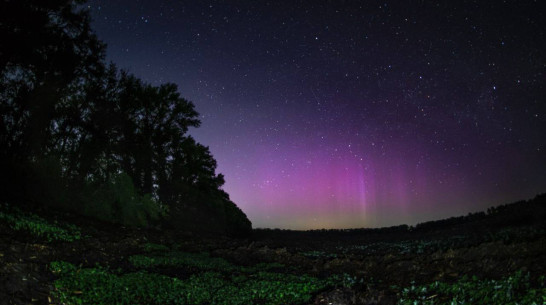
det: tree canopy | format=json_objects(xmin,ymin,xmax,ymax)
[{"xmin": 0, "ymin": 0, "xmax": 251, "ymax": 235}]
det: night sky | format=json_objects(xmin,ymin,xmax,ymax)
[{"xmin": 86, "ymin": 1, "xmax": 546, "ymax": 229}]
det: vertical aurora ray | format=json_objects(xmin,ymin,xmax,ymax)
[{"xmin": 87, "ymin": 0, "xmax": 546, "ymax": 229}]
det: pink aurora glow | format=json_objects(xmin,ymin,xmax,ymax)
[{"xmin": 213, "ymin": 140, "xmax": 486, "ymax": 230}]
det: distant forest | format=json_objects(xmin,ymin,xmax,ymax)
[
  {"xmin": 254, "ymin": 194, "xmax": 546, "ymax": 238},
  {"xmin": 0, "ymin": 1, "xmax": 251, "ymax": 235}
]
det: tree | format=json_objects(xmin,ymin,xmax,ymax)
[
  {"xmin": 0, "ymin": 0, "xmax": 105, "ymax": 205},
  {"xmin": 0, "ymin": 1, "xmax": 251, "ymax": 234},
  {"xmin": 0, "ymin": 0, "xmax": 104, "ymax": 159}
]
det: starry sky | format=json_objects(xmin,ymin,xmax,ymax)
[{"xmin": 86, "ymin": 0, "xmax": 546, "ymax": 229}]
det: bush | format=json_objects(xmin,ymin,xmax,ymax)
[{"xmin": 81, "ymin": 173, "xmax": 167, "ymax": 227}]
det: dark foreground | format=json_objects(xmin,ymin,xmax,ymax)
[{"xmin": 1, "ymin": 195, "xmax": 545, "ymax": 305}]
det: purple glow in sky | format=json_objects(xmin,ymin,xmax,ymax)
[{"xmin": 87, "ymin": 1, "xmax": 546, "ymax": 229}]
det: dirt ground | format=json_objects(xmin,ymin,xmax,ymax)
[{"xmin": 1, "ymin": 199, "xmax": 545, "ymax": 305}]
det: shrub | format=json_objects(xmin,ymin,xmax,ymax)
[{"xmin": 81, "ymin": 173, "xmax": 167, "ymax": 227}]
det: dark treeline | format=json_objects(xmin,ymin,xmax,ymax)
[
  {"xmin": 0, "ymin": 0, "xmax": 250, "ymax": 235},
  {"xmin": 253, "ymin": 194, "xmax": 546, "ymax": 240}
]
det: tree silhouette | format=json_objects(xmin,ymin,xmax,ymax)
[
  {"xmin": 0, "ymin": 1, "xmax": 251, "ymax": 234},
  {"xmin": 1, "ymin": 0, "xmax": 105, "ymax": 205},
  {"xmin": 0, "ymin": 0, "xmax": 104, "ymax": 160}
]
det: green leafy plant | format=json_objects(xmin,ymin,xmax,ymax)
[
  {"xmin": 129, "ymin": 251, "xmax": 236, "ymax": 272},
  {"xmin": 301, "ymin": 250, "xmax": 338, "ymax": 259},
  {"xmin": 81, "ymin": 173, "xmax": 168, "ymax": 227},
  {"xmin": 50, "ymin": 261, "xmax": 338, "ymax": 305},
  {"xmin": 0, "ymin": 205, "xmax": 82, "ymax": 242},
  {"xmin": 397, "ymin": 271, "xmax": 546, "ymax": 305},
  {"xmin": 142, "ymin": 243, "xmax": 170, "ymax": 252},
  {"xmin": 129, "ymin": 250, "xmax": 289, "ymax": 275}
]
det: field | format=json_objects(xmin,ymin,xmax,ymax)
[{"xmin": 1, "ymin": 196, "xmax": 545, "ymax": 305}]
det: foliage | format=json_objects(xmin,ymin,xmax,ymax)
[
  {"xmin": 0, "ymin": 0, "xmax": 104, "ymax": 161},
  {"xmin": 143, "ymin": 243, "xmax": 171, "ymax": 252},
  {"xmin": 20, "ymin": 156, "xmax": 71, "ymax": 209},
  {"xmin": 301, "ymin": 250, "xmax": 338, "ymax": 259},
  {"xmin": 327, "ymin": 273, "xmax": 364, "ymax": 288},
  {"xmin": 330, "ymin": 225, "xmax": 546, "ymax": 257},
  {"xmin": 0, "ymin": 204, "xmax": 82, "ymax": 242},
  {"xmin": 0, "ymin": 0, "xmax": 251, "ymax": 235},
  {"xmin": 50, "ymin": 260, "xmax": 337, "ymax": 305},
  {"xmin": 398, "ymin": 271, "xmax": 546, "ymax": 305},
  {"xmin": 487, "ymin": 226, "xmax": 546, "ymax": 244},
  {"xmin": 80, "ymin": 173, "xmax": 167, "ymax": 227},
  {"xmin": 129, "ymin": 251, "xmax": 236, "ymax": 272},
  {"xmin": 337, "ymin": 236, "xmax": 469, "ymax": 256},
  {"xmin": 50, "ymin": 261, "xmax": 187, "ymax": 305},
  {"xmin": 167, "ymin": 186, "xmax": 251, "ymax": 236},
  {"xmin": 0, "ymin": 0, "xmax": 104, "ymax": 208},
  {"xmin": 129, "ymin": 250, "xmax": 286, "ymax": 274}
]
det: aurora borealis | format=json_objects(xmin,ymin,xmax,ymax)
[{"xmin": 86, "ymin": 1, "xmax": 546, "ymax": 229}]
